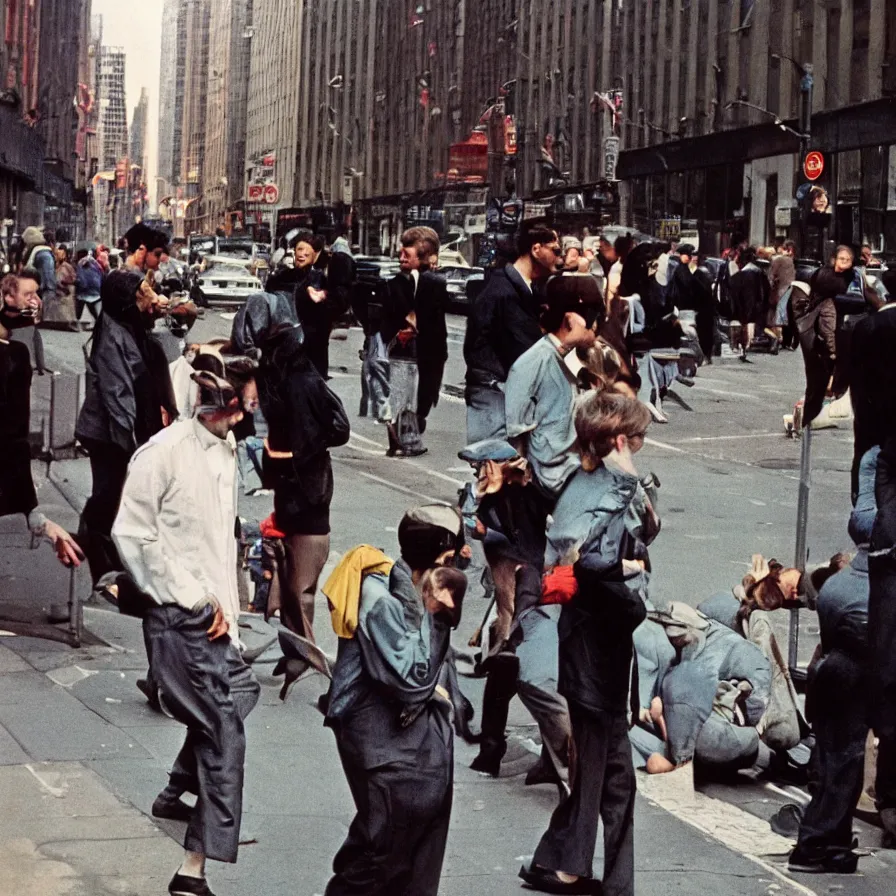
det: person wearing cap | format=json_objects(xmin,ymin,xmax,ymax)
[
  {"xmin": 848, "ymin": 269, "xmax": 896, "ymax": 500},
  {"xmin": 112, "ymin": 363, "xmax": 261, "ymax": 896},
  {"xmin": 14, "ymin": 226, "xmax": 54, "ymax": 374},
  {"xmin": 789, "ymin": 446, "xmax": 879, "ymax": 873},
  {"xmin": 324, "ymin": 505, "xmax": 467, "ymax": 896}
]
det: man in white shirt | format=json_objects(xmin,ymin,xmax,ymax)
[{"xmin": 112, "ymin": 366, "xmax": 260, "ymax": 896}]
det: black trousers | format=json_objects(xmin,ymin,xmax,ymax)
[
  {"xmin": 533, "ymin": 703, "xmax": 635, "ymax": 896},
  {"xmin": 876, "ymin": 737, "xmax": 896, "ymax": 811},
  {"xmin": 326, "ymin": 732, "xmax": 453, "ymax": 896},
  {"xmin": 798, "ymin": 650, "xmax": 867, "ymax": 852},
  {"xmin": 145, "ymin": 605, "xmax": 260, "ymax": 863},
  {"xmin": 79, "ymin": 439, "xmax": 131, "ymax": 585}
]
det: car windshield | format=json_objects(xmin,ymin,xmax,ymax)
[{"xmin": 207, "ymin": 263, "xmax": 254, "ymax": 278}]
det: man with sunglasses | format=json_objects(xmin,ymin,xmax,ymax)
[{"xmin": 463, "ymin": 223, "xmax": 564, "ymax": 443}]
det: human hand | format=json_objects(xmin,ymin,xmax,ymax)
[
  {"xmin": 200, "ymin": 598, "xmax": 229, "ymax": 640},
  {"xmin": 43, "ymin": 520, "xmax": 85, "ymax": 567},
  {"xmin": 308, "ymin": 287, "xmax": 327, "ymax": 304}
]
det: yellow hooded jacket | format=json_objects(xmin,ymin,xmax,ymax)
[{"xmin": 323, "ymin": 545, "xmax": 394, "ymax": 638}]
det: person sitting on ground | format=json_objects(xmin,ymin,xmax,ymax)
[{"xmin": 0, "ymin": 273, "xmax": 84, "ymax": 567}]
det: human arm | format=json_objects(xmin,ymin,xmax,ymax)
[
  {"xmin": 817, "ymin": 298, "xmax": 837, "ymax": 359},
  {"xmin": 92, "ymin": 333, "xmax": 139, "ymax": 449},
  {"xmin": 26, "ymin": 510, "xmax": 84, "ymax": 567}
]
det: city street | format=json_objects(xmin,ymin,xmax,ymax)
[{"xmin": 1, "ymin": 317, "xmax": 892, "ymax": 895}]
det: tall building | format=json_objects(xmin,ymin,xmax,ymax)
[
  {"xmin": 0, "ymin": 0, "xmax": 91, "ymax": 235},
  {"xmin": 203, "ymin": 0, "xmax": 254, "ymax": 232},
  {"xmin": 157, "ymin": 0, "xmax": 184, "ymax": 190},
  {"xmin": 99, "ymin": 48, "xmax": 128, "ymax": 170},
  {"xmin": 130, "ymin": 88, "xmax": 149, "ymax": 172},
  {"xmin": 181, "ymin": 0, "xmax": 211, "ymax": 232},
  {"xmin": 245, "ymin": 0, "xmax": 305, "ymax": 219}
]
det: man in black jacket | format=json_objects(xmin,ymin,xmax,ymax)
[
  {"xmin": 848, "ymin": 270, "xmax": 896, "ymax": 499},
  {"xmin": 463, "ymin": 224, "xmax": 563, "ymax": 442},
  {"xmin": 380, "ymin": 227, "xmax": 448, "ymax": 456}
]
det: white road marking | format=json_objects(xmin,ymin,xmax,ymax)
[
  {"xmin": 355, "ymin": 471, "xmax": 448, "ymax": 505},
  {"xmin": 644, "ymin": 437, "xmax": 686, "ymax": 453},
  {"xmin": 349, "ymin": 431, "xmax": 385, "ymax": 448},
  {"xmin": 419, "ymin": 468, "xmax": 466, "ymax": 487},
  {"xmin": 677, "ymin": 433, "xmax": 786, "ymax": 442}
]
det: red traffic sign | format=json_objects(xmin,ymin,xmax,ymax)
[
  {"xmin": 247, "ymin": 183, "xmax": 264, "ymax": 202},
  {"xmin": 263, "ymin": 183, "xmax": 280, "ymax": 204},
  {"xmin": 804, "ymin": 151, "xmax": 824, "ymax": 181}
]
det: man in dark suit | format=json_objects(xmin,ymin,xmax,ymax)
[
  {"xmin": 463, "ymin": 224, "xmax": 563, "ymax": 443},
  {"xmin": 848, "ymin": 269, "xmax": 896, "ymax": 499},
  {"xmin": 380, "ymin": 227, "xmax": 448, "ymax": 456}
]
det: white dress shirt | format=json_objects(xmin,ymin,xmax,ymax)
[{"xmin": 112, "ymin": 417, "xmax": 241, "ymax": 639}]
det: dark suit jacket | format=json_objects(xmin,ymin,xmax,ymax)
[
  {"xmin": 849, "ymin": 305, "xmax": 896, "ymax": 455},
  {"xmin": 463, "ymin": 264, "xmax": 543, "ymax": 387},
  {"xmin": 382, "ymin": 271, "xmax": 448, "ymax": 418}
]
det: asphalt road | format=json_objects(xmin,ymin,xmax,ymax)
[{"xmin": 21, "ymin": 310, "xmax": 894, "ymax": 895}]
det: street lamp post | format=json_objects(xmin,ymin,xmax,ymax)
[{"xmin": 772, "ymin": 53, "xmax": 815, "ymax": 680}]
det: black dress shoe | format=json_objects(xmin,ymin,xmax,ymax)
[
  {"xmin": 518, "ymin": 863, "xmax": 601, "ymax": 894},
  {"xmin": 787, "ymin": 846, "xmax": 858, "ymax": 874},
  {"xmin": 152, "ymin": 794, "xmax": 194, "ymax": 822},
  {"xmin": 136, "ymin": 678, "xmax": 163, "ymax": 713},
  {"xmin": 169, "ymin": 872, "xmax": 216, "ymax": 896}
]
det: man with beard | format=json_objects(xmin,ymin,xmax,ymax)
[
  {"xmin": 324, "ymin": 505, "xmax": 467, "ymax": 896},
  {"xmin": 112, "ymin": 365, "xmax": 261, "ymax": 896}
]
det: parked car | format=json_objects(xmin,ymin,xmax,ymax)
[
  {"xmin": 439, "ymin": 265, "xmax": 484, "ymax": 315},
  {"xmin": 196, "ymin": 256, "xmax": 263, "ymax": 307}
]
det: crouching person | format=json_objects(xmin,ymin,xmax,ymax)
[
  {"xmin": 324, "ymin": 506, "xmax": 467, "ymax": 896},
  {"xmin": 112, "ymin": 367, "xmax": 261, "ymax": 896},
  {"xmin": 789, "ymin": 447, "xmax": 878, "ymax": 874}
]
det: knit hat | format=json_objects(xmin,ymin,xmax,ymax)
[
  {"xmin": 22, "ymin": 226, "xmax": 45, "ymax": 248},
  {"xmin": 398, "ymin": 505, "xmax": 464, "ymax": 571}
]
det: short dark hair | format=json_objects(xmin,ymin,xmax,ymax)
[
  {"xmin": 518, "ymin": 224, "xmax": 557, "ymax": 257},
  {"xmin": 739, "ymin": 245, "xmax": 757, "ymax": 265},
  {"xmin": 783, "ymin": 240, "xmax": 796, "ymax": 252},
  {"xmin": 16, "ymin": 271, "xmax": 40, "ymax": 289},
  {"xmin": 290, "ymin": 229, "xmax": 315, "ymax": 249},
  {"xmin": 124, "ymin": 223, "xmax": 168, "ymax": 254},
  {"xmin": 540, "ymin": 274, "xmax": 605, "ymax": 333},
  {"xmin": 309, "ymin": 233, "xmax": 326, "ymax": 254}
]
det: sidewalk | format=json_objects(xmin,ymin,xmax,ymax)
[{"xmin": 0, "ymin": 470, "xmax": 857, "ymax": 896}]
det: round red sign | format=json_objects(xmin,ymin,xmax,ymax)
[{"xmin": 804, "ymin": 151, "xmax": 824, "ymax": 181}]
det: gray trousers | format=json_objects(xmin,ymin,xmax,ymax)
[
  {"xmin": 465, "ymin": 383, "xmax": 506, "ymax": 443},
  {"xmin": 533, "ymin": 704, "xmax": 635, "ymax": 895},
  {"xmin": 145, "ymin": 604, "xmax": 260, "ymax": 863},
  {"xmin": 327, "ymin": 728, "xmax": 453, "ymax": 895}
]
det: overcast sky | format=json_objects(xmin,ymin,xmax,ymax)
[{"xmin": 92, "ymin": 0, "xmax": 163, "ymax": 204}]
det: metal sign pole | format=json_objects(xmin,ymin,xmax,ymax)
[{"xmin": 789, "ymin": 424, "xmax": 812, "ymax": 675}]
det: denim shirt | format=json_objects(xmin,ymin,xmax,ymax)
[{"xmin": 505, "ymin": 336, "xmax": 580, "ymax": 496}]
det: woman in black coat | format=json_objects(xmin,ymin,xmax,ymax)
[
  {"xmin": 258, "ymin": 324, "xmax": 350, "ymax": 641},
  {"xmin": 729, "ymin": 246, "xmax": 771, "ymax": 361}
]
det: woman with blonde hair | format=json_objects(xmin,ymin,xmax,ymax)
[{"xmin": 521, "ymin": 389, "xmax": 657, "ymax": 896}]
